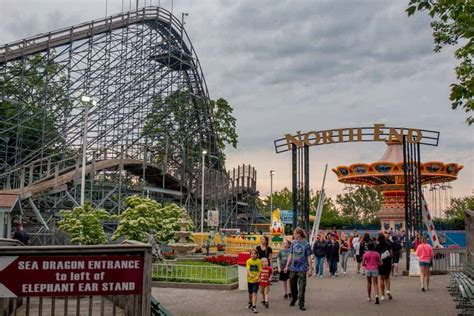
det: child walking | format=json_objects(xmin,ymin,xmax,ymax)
[
  {"xmin": 277, "ymin": 239, "xmax": 291, "ymax": 299},
  {"xmin": 259, "ymin": 257, "xmax": 273, "ymax": 308},
  {"xmin": 416, "ymin": 235, "xmax": 434, "ymax": 291},
  {"xmin": 246, "ymin": 249, "xmax": 262, "ymax": 313},
  {"xmin": 362, "ymin": 242, "xmax": 382, "ymax": 304}
]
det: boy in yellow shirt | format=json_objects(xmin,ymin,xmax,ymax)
[{"xmin": 246, "ymin": 249, "xmax": 262, "ymax": 313}]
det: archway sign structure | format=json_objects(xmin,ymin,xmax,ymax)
[{"xmin": 273, "ymin": 123, "xmax": 440, "ymax": 248}]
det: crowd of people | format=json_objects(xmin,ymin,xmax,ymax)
[{"xmin": 245, "ymin": 228, "xmax": 434, "ymax": 313}]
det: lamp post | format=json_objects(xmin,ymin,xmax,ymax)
[
  {"xmin": 80, "ymin": 95, "xmax": 96, "ymax": 206},
  {"xmin": 181, "ymin": 12, "xmax": 188, "ymax": 27},
  {"xmin": 201, "ymin": 149, "xmax": 207, "ymax": 232},
  {"xmin": 270, "ymin": 170, "xmax": 275, "ymax": 211}
]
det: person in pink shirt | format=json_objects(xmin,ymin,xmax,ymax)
[
  {"xmin": 362, "ymin": 242, "xmax": 383, "ymax": 304},
  {"xmin": 415, "ymin": 235, "xmax": 434, "ymax": 291}
]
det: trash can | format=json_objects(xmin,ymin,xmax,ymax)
[{"xmin": 237, "ymin": 252, "xmax": 251, "ymax": 290}]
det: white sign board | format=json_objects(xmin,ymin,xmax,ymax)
[
  {"xmin": 409, "ymin": 251, "xmax": 420, "ymax": 276},
  {"xmin": 207, "ymin": 210, "xmax": 219, "ymax": 227}
]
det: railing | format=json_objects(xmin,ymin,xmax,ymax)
[
  {"xmin": 0, "ymin": 144, "xmax": 168, "ymax": 192},
  {"xmin": 151, "ymin": 296, "xmax": 172, "ymax": 316},
  {"xmin": 152, "ymin": 263, "xmax": 238, "ymax": 284},
  {"xmin": 432, "ymin": 247, "xmax": 467, "ymax": 273}
]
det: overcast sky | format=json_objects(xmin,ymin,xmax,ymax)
[{"xmin": 1, "ymin": 0, "xmax": 472, "ymax": 204}]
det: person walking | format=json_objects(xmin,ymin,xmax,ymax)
[
  {"xmin": 353, "ymin": 234, "xmax": 362, "ymax": 274},
  {"xmin": 277, "ymin": 239, "xmax": 291, "ymax": 299},
  {"xmin": 325, "ymin": 233, "xmax": 331, "ymax": 274},
  {"xmin": 259, "ymin": 257, "xmax": 273, "ymax": 308},
  {"xmin": 284, "ymin": 228, "xmax": 313, "ymax": 311},
  {"xmin": 256, "ymin": 235, "xmax": 273, "ymax": 305},
  {"xmin": 362, "ymin": 242, "xmax": 382, "ymax": 304},
  {"xmin": 360, "ymin": 232, "xmax": 371, "ymax": 275},
  {"xmin": 349, "ymin": 231, "xmax": 356, "ymax": 260},
  {"xmin": 327, "ymin": 234, "xmax": 340, "ymax": 277},
  {"xmin": 375, "ymin": 233, "xmax": 393, "ymax": 301},
  {"xmin": 312, "ymin": 234, "xmax": 327, "ymax": 278},
  {"xmin": 391, "ymin": 236, "xmax": 402, "ymax": 277},
  {"xmin": 332, "ymin": 227, "xmax": 340, "ymax": 241},
  {"xmin": 246, "ymin": 249, "xmax": 262, "ymax": 313},
  {"xmin": 256, "ymin": 236, "xmax": 273, "ymax": 261},
  {"xmin": 13, "ymin": 223, "xmax": 30, "ymax": 245},
  {"xmin": 416, "ymin": 235, "xmax": 434, "ymax": 291},
  {"xmin": 340, "ymin": 235, "xmax": 350, "ymax": 275}
]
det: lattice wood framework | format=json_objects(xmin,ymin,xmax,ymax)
[{"xmin": 0, "ymin": 7, "xmax": 257, "ymax": 242}]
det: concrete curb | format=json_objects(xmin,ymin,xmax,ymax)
[{"xmin": 152, "ymin": 281, "xmax": 238, "ymax": 290}]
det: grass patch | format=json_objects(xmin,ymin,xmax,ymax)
[{"xmin": 153, "ymin": 261, "xmax": 238, "ymax": 284}]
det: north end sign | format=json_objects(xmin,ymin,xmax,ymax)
[
  {"xmin": 273, "ymin": 124, "xmax": 440, "ymax": 153},
  {"xmin": 0, "ymin": 255, "xmax": 144, "ymax": 297}
]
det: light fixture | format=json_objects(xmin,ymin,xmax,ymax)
[
  {"xmin": 202, "ymin": 149, "xmax": 208, "ymax": 155},
  {"xmin": 81, "ymin": 95, "xmax": 91, "ymax": 103}
]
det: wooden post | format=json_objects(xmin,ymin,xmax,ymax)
[{"xmin": 466, "ymin": 210, "xmax": 474, "ymax": 265}]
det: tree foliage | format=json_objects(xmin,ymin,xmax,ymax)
[
  {"xmin": 444, "ymin": 195, "xmax": 474, "ymax": 219},
  {"xmin": 57, "ymin": 203, "xmax": 110, "ymax": 245},
  {"xmin": 112, "ymin": 195, "xmax": 194, "ymax": 243},
  {"xmin": 407, "ymin": 0, "xmax": 474, "ymax": 125},
  {"xmin": 143, "ymin": 91, "xmax": 238, "ymax": 164},
  {"xmin": 257, "ymin": 186, "xmax": 382, "ymax": 228},
  {"xmin": 257, "ymin": 187, "xmax": 337, "ymax": 215},
  {"xmin": 209, "ymin": 98, "xmax": 238, "ymax": 150},
  {"xmin": 336, "ymin": 186, "xmax": 382, "ymax": 222},
  {"xmin": 0, "ymin": 54, "xmax": 71, "ymax": 169}
]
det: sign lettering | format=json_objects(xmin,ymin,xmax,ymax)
[
  {"xmin": 0, "ymin": 255, "xmax": 144, "ymax": 297},
  {"xmin": 274, "ymin": 124, "xmax": 439, "ymax": 153}
]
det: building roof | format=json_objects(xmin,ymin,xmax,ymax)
[
  {"xmin": 0, "ymin": 193, "xmax": 19, "ymax": 212},
  {"xmin": 378, "ymin": 141, "xmax": 403, "ymax": 163}
]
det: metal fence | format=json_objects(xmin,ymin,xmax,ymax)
[
  {"xmin": 152, "ymin": 263, "xmax": 238, "ymax": 284},
  {"xmin": 432, "ymin": 248, "xmax": 467, "ymax": 273},
  {"xmin": 3, "ymin": 295, "xmax": 133, "ymax": 316}
]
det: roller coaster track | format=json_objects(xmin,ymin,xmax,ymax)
[
  {"xmin": 0, "ymin": 6, "xmax": 257, "ymax": 231},
  {"xmin": 1, "ymin": 158, "xmax": 180, "ymax": 200},
  {"xmin": 0, "ymin": 6, "xmax": 208, "ymax": 97}
]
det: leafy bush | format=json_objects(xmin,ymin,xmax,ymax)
[
  {"xmin": 57, "ymin": 203, "xmax": 110, "ymax": 245},
  {"xmin": 112, "ymin": 195, "xmax": 194, "ymax": 243}
]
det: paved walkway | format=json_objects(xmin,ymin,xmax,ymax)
[{"xmin": 152, "ymin": 259, "xmax": 457, "ymax": 316}]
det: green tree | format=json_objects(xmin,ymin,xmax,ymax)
[
  {"xmin": 336, "ymin": 186, "xmax": 382, "ymax": 221},
  {"xmin": 57, "ymin": 203, "xmax": 110, "ymax": 245},
  {"xmin": 209, "ymin": 98, "xmax": 238, "ymax": 150},
  {"xmin": 319, "ymin": 207, "xmax": 349, "ymax": 229},
  {"xmin": 445, "ymin": 195, "xmax": 474, "ymax": 219},
  {"xmin": 407, "ymin": 0, "xmax": 474, "ymax": 125},
  {"xmin": 143, "ymin": 91, "xmax": 238, "ymax": 164},
  {"xmin": 0, "ymin": 54, "xmax": 71, "ymax": 168},
  {"xmin": 310, "ymin": 190, "xmax": 337, "ymax": 213},
  {"xmin": 112, "ymin": 195, "xmax": 194, "ymax": 243},
  {"xmin": 258, "ymin": 187, "xmax": 382, "ymax": 229},
  {"xmin": 258, "ymin": 187, "xmax": 336, "ymax": 216}
]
